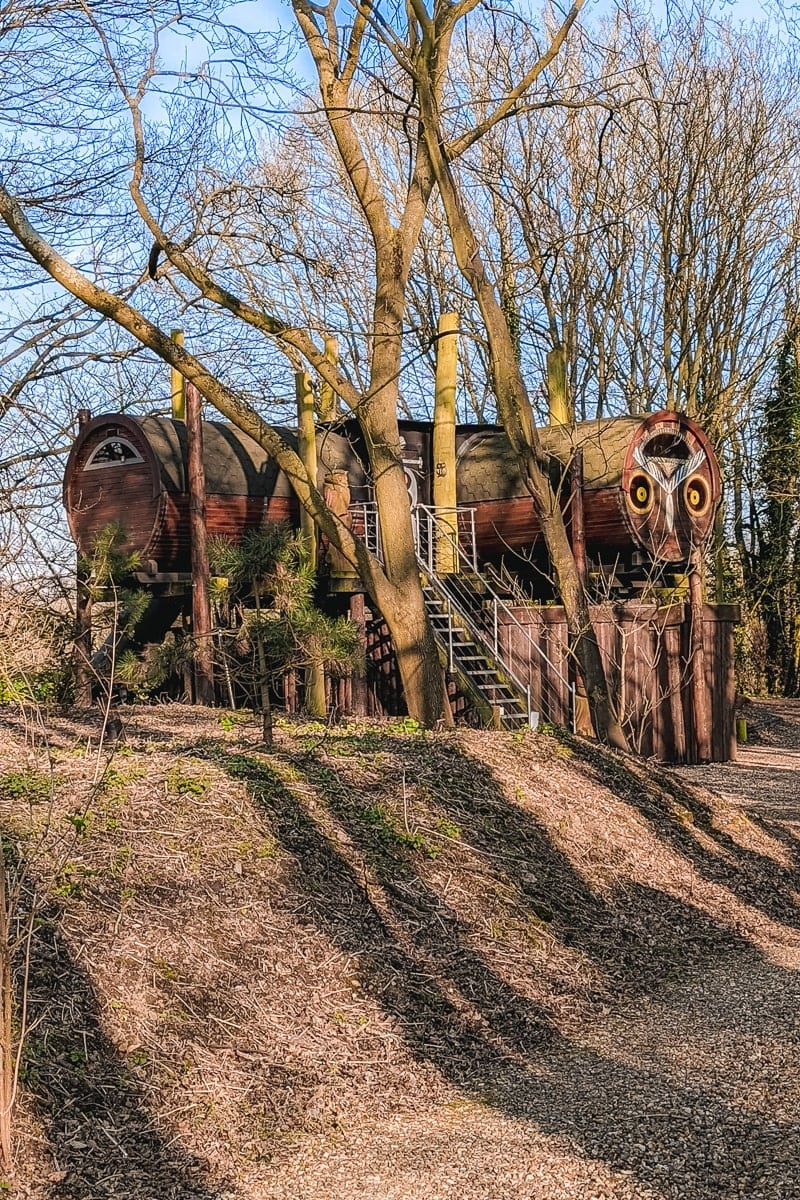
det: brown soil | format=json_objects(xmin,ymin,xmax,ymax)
[{"xmin": 1, "ymin": 702, "xmax": 798, "ymax": 1200}]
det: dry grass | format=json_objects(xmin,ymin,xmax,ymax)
[{"xmin": 0, "ymin": 702, "xmax": 798, "ymax": 1200}]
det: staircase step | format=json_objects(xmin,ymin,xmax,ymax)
[{"xmin": 423, "ymin": 570, "xmax": 539, "ymax": 729}]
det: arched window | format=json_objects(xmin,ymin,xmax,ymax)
[{"xmin": 84, "ymin": 437, "xmax": 144, "ymax": 471}]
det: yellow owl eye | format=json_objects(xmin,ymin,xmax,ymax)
[
  {"xmin": 684, "ymin": 476, "xmax": 709, "ymax": 516},
  {"xmin": 629, "ymin": 474, "xmax": 652, "ymax": 512}
]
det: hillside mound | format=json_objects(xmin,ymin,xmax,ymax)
[{"xmin": 1, "ymin": 705, "xmax": 799, "ymax": 1200}]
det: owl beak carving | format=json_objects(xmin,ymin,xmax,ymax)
[{"xmin": 632, "ymin": 446, "xmax": 706, "ymax": 533}]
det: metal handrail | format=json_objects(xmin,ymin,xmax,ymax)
[
  {"xmin": 416, "ymin": 506, "xmax": 576, "ymax": 730},
  {"xmin": 347, "ymin": 501, "xmax": 382, "ymax": 562},
  {"xmin": 414, "ymin": 504, "xmax": 478, "ymax": 574},
  {"xmin": 422, "ymin": 568, "xmax": 535, "ymax": 724}
]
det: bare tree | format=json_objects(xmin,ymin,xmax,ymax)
[{"xmin": 0, "ymin": 0, "xmax": 599, "ymax": 730}]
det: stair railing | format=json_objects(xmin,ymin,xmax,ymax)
[
  {"xmin": 347, "ymin": 500, "xmax": 382, "ymax": 562},
  {"xmin": 415, "ymin": 505, "xmax": 576, "ymax": 731},
  {"xmin": 422, "ymin": 567, "xmax": 535, "ymax": 727},
  {"xmin": 414, "ymin": 505, "xmax": 478, "ymax": 574}
]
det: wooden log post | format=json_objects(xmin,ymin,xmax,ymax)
[
  {"xmin": 323, "ymin": 469, "xmax": 357, "ymax": 590},
  {"xmin": 295, "ymin": 371, "xmax": 326, "ymax": 717},
  {"xmin": 186, "ymin": 381, "xmax": 214, "ymax": 706},
  {"xmin": 318, "ymin": 336, "xmax": 340, "ymax": 423},
  {"xmin": 74, "ymin": 559, "xmax": 93, "ymax": 707},
  {"xmin": 170, "ymin": 329, "xmax": 185, "ymax": 421},
  {"xmin": 349, "ymin": 591, "xmax": 368, "ymax": 717},
  {"xmin": 433, "ymin": 312, "xmax": 459, "ymax": 573},
  {"xmin": 546, "ymin": 346, "xmax": 571, "ymax": 427},
  {"xmin": 688, "ymin": 546, "xmax": 711, "ymax": 762}
]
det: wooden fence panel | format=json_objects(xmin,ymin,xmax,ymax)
[
  {"xmin": 346, "ymin": 598, "xmax": 739, "ymax": 763},
  {"xmin": 499, "ymin": 601, "xmax": 739, "ymax": 763}
]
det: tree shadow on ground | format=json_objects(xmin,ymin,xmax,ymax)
[
  {"xmin": 211, "ymin": 742, "xmax": 800, "ymax": 1200},
  {"xmin": 18, "ymin": 906, "xmax": 224, "ymax": 1200},
  {"xmin": 558, "ymin": 734, "xmax": 800, "ymax": 932},
  {"xmin": 675, "ymin": 753, "xmax": 800, "ymax": 822}
]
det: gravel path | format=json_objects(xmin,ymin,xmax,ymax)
[
  {"xmin": 262, "ymin": 954, "xmax": 800, "ymax": 1200},
  {"xmin": 673, "ymin": 698, "xmax": 800, "ymax": 820}
]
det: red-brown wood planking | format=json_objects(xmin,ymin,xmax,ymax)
[{"xmin": 64, "ymin": 409, "xmax": 722, "ymax": 574}]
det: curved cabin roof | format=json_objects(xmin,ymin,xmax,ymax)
[
  {"xmin": 65, "ymin": 414, "xmax": 369, "ymax": 499},
  {"xmin": 139, "ymin": 417, "xmax": 292, "ymax": 497},
  {"xmin": 141, "ymin": 416, "xmax": 368, "ymax": 496},
  {"xmin": 457, "ymin": 416, "xmax": 642, "ymax": 502}
]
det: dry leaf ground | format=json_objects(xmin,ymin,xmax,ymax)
[{"xmin": 1, "ymin": 700, "xmax": 798, "ymax": 1200}]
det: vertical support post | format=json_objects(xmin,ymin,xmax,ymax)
[
  {"xmin": 295, "ymin": 371, "xmax": 325, "ymax": 716},
  {"xmin": 73, "ymin": 407, "xmax": 93, "ymax": 706},
  {"xmin": 546, "ymin": 346, "xmax": 570, "ymax": 426},
  {"xmin": 433, "ymin": 313, "xmax": 459, "ymax": 573},
  {"xmin": 350, "ymin": 591, "xmax": 368, "ymax": 717},
  {"xmin": 74, "ymin": 558, "xmax": 93, "ymax": 707},
  {"xmin": 318, "ymin": 336, "xmax": 340, "ymax": 423},
  {"xmin": 323, "ymin": 470, "xmax": 356, "ymax": 590},
  {"xmin": 170, "ymin": 329, "xmax": 185, "ymax": 422},
  {"xmin": 569, "ymin": 448, "xmax": 587, "ymax": 586},
  {"xmin": 295, "ymin": 371, "xmax": 318, "ymax": 571},
  {"xmin": 689, "ymin": 546, "xmax": 711, "ymax": 762},
  {"xmin": 186, "ymin": 381, "xmax": 214, "ymax": 706}
]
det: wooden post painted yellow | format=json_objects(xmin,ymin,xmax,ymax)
[
  {"xmin": 170, "ymin": 329, "xmax": 185, "ymax": 422},
  {"xmin": 318, "ymin": 335, "xmax": 339, "ymax": 422},
  {"xmin": 433, "ymin": 312, "xmax": 459, "ymax": 573},
  {"xmin": 295, "ymin": 370, "xmax": 318, "ymax": 572},
  {"xmin": 546, "ymin": 346, "xmax": 570, "ymax": 426},
  {"xmin": 295, "ymin": 370, "xmax": 326, "ymax": 717}
]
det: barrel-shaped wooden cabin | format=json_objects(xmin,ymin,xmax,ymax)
[
  {"xmin": 456, "ymin": 410, "xmax": 720, "ymax": 565},
  {"xmin": 63, "ymin": 413, "xmax": 366, "ymax": 574},
  {"xmin": 63, "ymin": 409, "xmax": 720, "ymax": 578}
]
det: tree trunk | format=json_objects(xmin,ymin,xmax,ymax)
[
  {"xmin": 416, "ymin": 77, "xmax": 627, "ymax": 749},
  {"xmin": 0, "ymin": 857, "xmax": 14, "ymax": 1176},
  {"xmin": 186, "ymin": 382, "xmax": 214, "ymax": 706},
  {"xmin": 379, "ymin": 574, "xmax": 450, "ymax": 727}
]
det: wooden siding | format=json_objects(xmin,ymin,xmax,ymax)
[
  {"xmin": 148, "ymin": 494, "xmax": 297, "ymax": 571},
  {"xmin": 469, "ymin": 489, "xmax": 630, "ymax": 559},
  {"xmin": 495, "ymin": 602, "xmax": 739, "ymax": 763}
]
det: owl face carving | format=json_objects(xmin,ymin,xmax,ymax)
[{"xmin": 622, "ymin": 413, "xmax": 720, "ymax": 563}]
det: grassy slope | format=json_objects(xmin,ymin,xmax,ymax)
[{"xmin": 1, "ymin": 705, "xmax": 798, "ymax": 1198}]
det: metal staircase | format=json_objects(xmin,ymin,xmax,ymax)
[
  {"xmin": 346, "ymin": 499, "xmax": 575, "ymax": 732},
  {"xmin": 421, "ymin": 571, "xmax": 533, "ymax": 730},
  {"xmin": 414, "ymin": 506, "xmax": 575, "ymax": 732}
]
